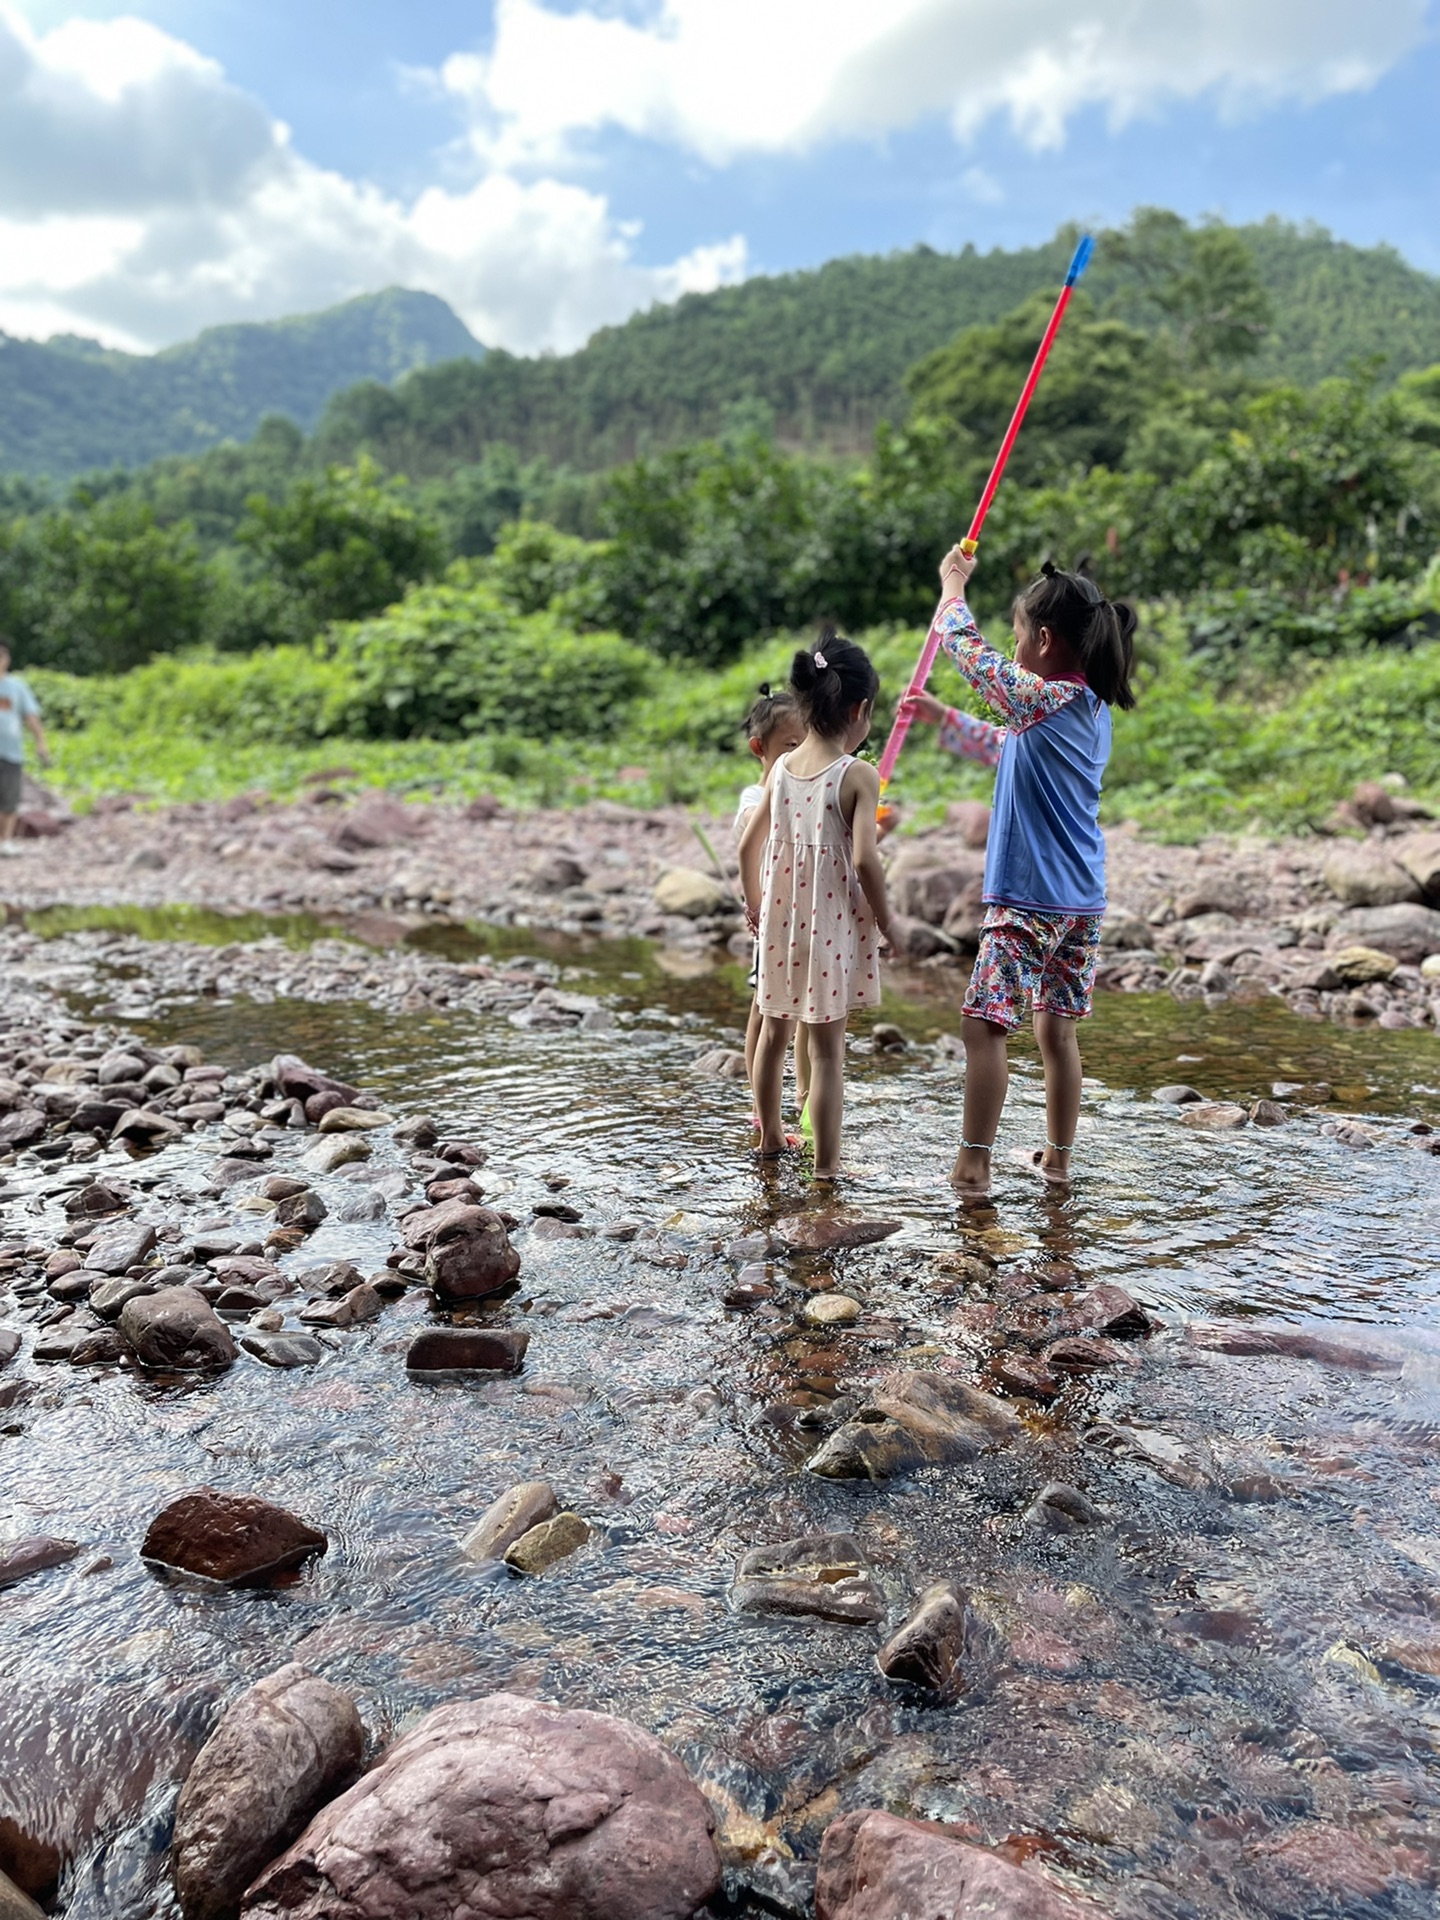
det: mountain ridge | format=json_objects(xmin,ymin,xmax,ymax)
[{"xmin": 0, "ymin": 288, "xmax": 485, "ymax": 479}]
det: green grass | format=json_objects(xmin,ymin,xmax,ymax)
[{"xmin": 34, "ymin": 618, "xmax": 1440, "ymax": 841}]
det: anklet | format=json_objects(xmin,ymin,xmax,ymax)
[
  {"xmin": 1046, "ymin": 1140, "xmax": 1073, "ymax": 1153},
  {"xmin": 958, "ymin": 1136, "xmax": 993, "ymax": 1153}
]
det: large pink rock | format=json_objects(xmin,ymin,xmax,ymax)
[
  {"xmin": 816, "ymin": 1810, "xmax": 1100, "ymax": 1919},
  {"xmin": 241, "ymin": 1694, "xmax": 721, "ymax": 1920},
  {"xmin": 173, "ymin": 1664, "xmax": 363, "ymax": 1920}
]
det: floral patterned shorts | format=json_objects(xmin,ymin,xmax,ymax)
[{"xmin": 963, "ymin": 905, "xmax": 1104, "ymax": 1032}]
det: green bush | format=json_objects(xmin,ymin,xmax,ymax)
[{"xmin": 329, "ymin": 577, "xmax": 651, "ymax": 740}]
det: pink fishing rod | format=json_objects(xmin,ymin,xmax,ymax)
[{"xmin": 876, "ymin": 233, "xmax": 1095, "ymax": 793}]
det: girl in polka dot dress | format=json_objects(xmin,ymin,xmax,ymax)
[{"xmin": 739, "ymin": 630, "xmax": 894, "ymax": 1179}]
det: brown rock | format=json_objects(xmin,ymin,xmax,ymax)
[
  {"xmin": 405, "ymin": 1328, "xmax": 529, "ymax": 1373},
  {"xmin": 460, "ymin": 1481, "xmax": 559, "ymax": 1563},
  {"xmin": 240, "ymin": 1694, "xmax": 721, "ymax": 1920},
  {"xmin": 0, "ymin": 1110, "xmax": 45, "ymax": 1150},
  {"xmin": 986, "ymin": 1352, "xmax": 1061, "ymax": 1403},
  {"xmin": 1178, "ymin": 1102, "xmax": 1250, "ymax": 1130},
  {"xmin": 0, "ymin": 1536, "xmax": 79, "ymax": 1591},
  {"xmin": 317, "ymin": 1107, "xmax": 391, "ymax": 1134},
  {"xmin": 274, "ymin": 1190, "xmax": 327, "ymax": 1231},
  {"xmin": 1057, "ymin": 1284, "xmax": 1156, "ymax": 1340},
  {"xmin": 120, "ymin": 1291, "xmax": 237, "ymax": 1370},
  {"xmin": 887, "ymin": 844, "xmax": 985, "ymax": 924},
  {"xmin": 1321, "ymin": 846, "xmax": 1422, "ymax": 908},
  {"xmin": 141, "ymin": 1490, "xmax": 326, "ymax": 1585},
  {"xmin": 772, "ymin": 1211, "xmax": 902, "ymax": 1252},
  {"xmin": 877, "ymin": 1583, "xmax": 970, "ymax": 1690},
  {"xmin": 173, "ymin": 1664, "xmax": 363, "ymax": 1920},
  {"xmin": 944, "ymin": 800, "xmax": 992, "ymax": 848},
  {"xmin": 816, "ymin": 1810, "xmax": 1099, "ymax": 1920},
  {"xmin": 1188, "ymin": 1323, "xmax": 1401, "ymax": 1374},
  {"xmin": 1175, "ymin": 878, "xmax": 1246, "ymax": 919},
  {"xmin": 1329, "ymin": 943, "xmax": 1399, "ymax": 984},
  {"xmin": 807, "ymin": 1371, "xmax": 1020, "ymax": 1481},
  {"xmin": 1328, "ymin": 904, "xmax": 1440, "ymax": 964},
  {"xmin": 426, "ymin": 1212, "xmax": 521, "ymax": 1302},
  {"xmin": 732, "ymin": 1533, "xmax": 884, "ymax": 1624},
  {"xmin": 503, "ymin": 1511, "xmax": 591, "ymax": 1574},
  {"xmin": 84, "ymin": 1220, "xmax": 159, "ymax": 1276},
  {"xmin": 1396, "ymin": 828, "xmax": 1440, "ymax": 896},
  {"xmin": 886, "ymin": 913, "xmax": 954, "ymax": 960},
  {"xmin": 0, "ymin": 1868, "xmax": 44, "ymax": 1918}
]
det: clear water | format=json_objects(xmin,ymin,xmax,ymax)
[{"xmin": 5, "ymin": 913, "xmax": 1440, "ymax": 1918}]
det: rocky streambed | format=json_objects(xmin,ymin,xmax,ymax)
[
  {"xmin": 2, "ymin": 903, "xmax": 1440, "ymax": 1919},
  {"xmin": 11, "ymin": 774, "xmax": 1440, "ymax": 1034}
]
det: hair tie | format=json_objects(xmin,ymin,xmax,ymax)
[
  {"xmin": 757, "ymin": 682, "xmax": 771, "ymax": 696},
  {"xmin": 1041, "ymin": 559, "xmax": 1058, "ymax": 578},
  {"xmin": 814, "ymin": 650, "xmax": 828, "ymax": 669}
]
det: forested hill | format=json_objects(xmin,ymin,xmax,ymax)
[
  {"xmin": 310, "ymin": 219, "xmax": 1440, "ymax": 477},
  {"xmin": 5, "ymin": 217, "xmax": 1439, "ymax": 485},
  {"xmin": 0, "ymin": 290, "xmax": 484, "ymax": 479}
]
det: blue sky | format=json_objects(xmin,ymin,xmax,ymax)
[{"xmin": 3, "ymin": 1, "xmax": 1438, "ymax": 353}]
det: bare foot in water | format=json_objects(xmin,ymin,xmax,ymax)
[
  {"xmin": 949, "ymin": 1144, "xmax": 992, "ymax": 1202},
  {"xmin": 1009, "ymin": 1146, "xmax": 1072, "ymax": 1186}
]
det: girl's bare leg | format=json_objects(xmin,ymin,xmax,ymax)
[
  {"xmin": 1033, "ymin": 1010, "xmax": 1082, "ymax": 1182},
  {"xmin": 804, "ymin": 1020, "xmax": 848, "ymax": 1179},
  {"xmin": 744, "ymin": 999, "xmax": 763, "ymax": 1111},
  {"xmin": 952, "ymin": 1015, "xmax": 1008, "ymax": 1194},
  {"xmin": 753, "ymin": 1015, "xmax": 794, "ymax": 1155},
  {"xmin": 793, "ymin": 1021, "xmax": 811, "ymax": 1116}
]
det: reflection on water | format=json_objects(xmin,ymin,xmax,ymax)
[{"xmin": 4, "ymin": 917, "xmax": 1440, "ymax": 1917}]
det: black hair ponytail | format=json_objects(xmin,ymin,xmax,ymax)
[
  {"xmin": 742, "ymin": 681, "xmax": 799, "ymax": 743},
  {"xmin": 1016, "ymin": 562, "xmax": 1137, "ymax": 711},
  {"xmin": 789, "ymin": 624, "xmax": 880, "ymax": 738}
]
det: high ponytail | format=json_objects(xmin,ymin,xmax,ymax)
[
  {"xmin": 790, "ymin": 624, "xmax": 880, "ymax": 738},
  {"xmin": 1016, "ymin": 562, "xmax": 1137, "ymax": 711}
]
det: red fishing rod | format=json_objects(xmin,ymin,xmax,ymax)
[{"xmin": 876, "ymin": 233, "xmax": 1095, "ymax": 794}]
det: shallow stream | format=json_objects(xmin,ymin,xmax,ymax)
[{"xmin": 5, "ymin": 911, "xmax": 1440, "ymax": 1917}]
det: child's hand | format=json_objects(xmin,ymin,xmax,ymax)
[
  {"xmin": 939, "ymin": 542, "xmax": 978, "ymax": 599},
  {"xmin": 898, "ymin": 690, "xmax": 947, "ymax": 728},
  {"xmin": 744, "ymin": 901, "xmax": 760, "ymax": 935},
  {"xmin": 876, "ymin": 802, "xmax": 899, "ymax": 841},
  {"xmin": 876, "ymin": 921, "xmax": 895, "ymax": 958}
]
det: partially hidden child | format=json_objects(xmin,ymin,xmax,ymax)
[
  {"xmin": 740, "ymin": 630, "xmax": 894, "ymax": 1181},
  {"xmin": 735, "ymin": 685, "xmax": 809, "ymax": 1140},
  {"xmin": 900, "ymin": 547, "xmax": 1137, "ymax": 1198}
]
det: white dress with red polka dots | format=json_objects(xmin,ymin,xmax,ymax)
[{"xmin": 757, "ymin": 753, "xmax": 881, "ymax": 1024}]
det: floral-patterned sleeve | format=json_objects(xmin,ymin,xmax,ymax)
[
  {"xmin": 938, "ymin": 707, "xmax": 1005, "ymax": 768},
  {"xmin": 936, "ymin": 596, "xmax": 1081, "ymax": 730}
]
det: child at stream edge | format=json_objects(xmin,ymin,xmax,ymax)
[
  {"xmin": 900, "ymin": 547, "xmax": 1136, "ymax": 1198},
  {"xmin": 740, "ymin": 629, "xmax": 894, "ymax": 1181},
  {"xmin": 735, "ymin": 685, "xmax": 809, "ymax": 1138}
]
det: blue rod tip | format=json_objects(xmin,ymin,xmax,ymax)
[{"xmin": 1065, "ymin": 234, "xmax": 1095, "ymax": 285}]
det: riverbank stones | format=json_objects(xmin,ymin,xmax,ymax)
[
  {"xmin": 503, "ymin": 1511, "xmax": 590, "ymax": 1574},
  {"xmin": 173, "ymin": 1663, "xmax": 363, "ymax": 1920},
  {"xmin": 461, "ymin": 1481, "xmax": 559, "ymax": 1563},
  {"xmin": 772, "ymin": 1212, "xmax": 902, "ymax": 1253},
  {"xmin": 876, "ymin": 1583, "xmax": 970, "ymax": 1690},
  {"xmin": 240, "ymin": 1694, "xmax": 722, "ymax": 1920},
  {"xmin": 815, "ymin": 1810, "xmax": 1097, "ymax": 1920},
  {"xmin": 0, "ymin": 1536, "xmax": 79, "ymax": 1591},
  {"xmin": 406, "ymin": 1328, "xmax": 528, "ymax": 1373},
  {"xmin": 732, "ymin": 1533, "xmax": 883, "ymax": 1625},
  {"xmin": 806, "ymin": 1372, "xmax": 1020, "ymax": 1481},
  {"xmin": 804, "ymin": 1294, "xmax": 860, "ymax": 1328},
  {"xmin": 119, "ymin": 1292, "xmax": 237, "ymax": 1370},
  {"xmin": 141, "ymin": 1490, "xmax": 326, "ymax": 1585}
]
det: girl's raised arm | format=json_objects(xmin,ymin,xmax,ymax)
[{"xmin": 936, "ymin": 599, "xmax": 1077, "ymax": 730}]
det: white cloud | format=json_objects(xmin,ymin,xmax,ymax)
[
  {"xmin": 444, "ymin": 0, "xmax": 1430, "ymax": 164},
  {"xmin": 0, "ymin": 3, "xmax": 745, "ymax": 352}
]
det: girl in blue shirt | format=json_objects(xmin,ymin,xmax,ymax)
[{"xmin": 901, "ymin": 545, "xmax": 1136, "ymax": 1197}]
